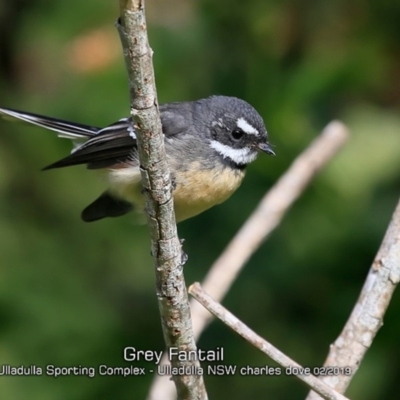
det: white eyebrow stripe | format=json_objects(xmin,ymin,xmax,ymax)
[
  {"xmin": 236, "ymin": 117, "xmax": 259, "ymax": 136},
  {"xmin": 210, "ymin": 140, "xmax": 257, "ymax": 165}
]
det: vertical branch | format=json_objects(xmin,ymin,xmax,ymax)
[
  {"xmin": 148, "ymin": 121, "xmax": 348, "ymax": 400},
  {"xmin": 306, "ymin": 197, "xmax": 400, "ymax": 399},
  {"xmin": 117, "ymin": 1, "xmax": 207, "ymax": 399}
]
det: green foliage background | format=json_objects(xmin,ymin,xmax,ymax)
[{"xmin": 0, "ymin": 1, "xmax": 399, "ymax": 399}]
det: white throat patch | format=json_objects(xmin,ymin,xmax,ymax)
[
  {"xmin": 236, "ymin": 117, "xmax": 259, "ymax": 136},
  {"xmin": 210, "ymin": 140, "xmax": 257, "ymax": 165}
]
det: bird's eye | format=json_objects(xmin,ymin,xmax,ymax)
[{"xmin": 231, "ymin": 128, "xmax": 244, "ymax": 140}]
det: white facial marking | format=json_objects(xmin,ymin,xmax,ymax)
[
  {"xmin": 210, "ymin": 140, "xmax": 257, "ymax": 165},
  {"xmin": 236, "ymin": 117, "xmax": 259, "ymax": 136}
]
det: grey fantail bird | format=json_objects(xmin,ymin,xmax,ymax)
[{"xmin": 0, "ymin": 96, "xmax": 275, "ymax": 222}]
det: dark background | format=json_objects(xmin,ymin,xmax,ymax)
[{"xmin": 0, "ymin": 1, "xmax": 399, "ymax": 399}]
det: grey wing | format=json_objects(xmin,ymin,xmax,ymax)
[
  {"xmin": 1, "ymin": 104, "xmax": 192, "ymax": 171},
  {"xmin": 52, "ymin": 103, "xmax": 194, "ymax": 170},
  {"xmin": 159, "ymin": 102, "xmax": 192, "ymax": 136},
  {"xmin": 43, "ymin": 119, "xmax": 138, "ymax": 170},
  {"xmin": 0, "ymin": 107, "xmax": 137, "ymax": 170}
]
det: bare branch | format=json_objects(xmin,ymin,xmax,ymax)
[
  {"xmin": 189, "ymin": 283, "xmax": 350, "ymax": 400},
  {"xmin": 306, "ymin": 197, "xmax": 400, "ymax": 400},
  {"xmin": 117, "ymin": 1, "xmax": 207, "ymax": 399},
  {"xmin": 148, "ymin": 121, "xmax": 349, "ymax": 399}
]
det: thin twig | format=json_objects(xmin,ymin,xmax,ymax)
[
  {"xmin": 189, "ymin": 283, "xmax": 350, "ymax": 400},
  {"xmin": 306, "ymin": 197, "xmax": 400, "ymax": 399},
  {"xmin": 148, "ymin": 121, "xmax": 349, "ymax": 399},
  {"xmin": 117, "ymin": 1, "xmax": 207, "ymax": 399}
]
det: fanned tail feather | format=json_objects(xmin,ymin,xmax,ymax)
[{"xmin": 0, "ymin": 107, "xmax": 99, "ymax": 139}]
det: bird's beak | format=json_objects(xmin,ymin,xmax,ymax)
[{"xmin": 257, "ymin": 142, "xmax": 275, "ymax": 156}]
